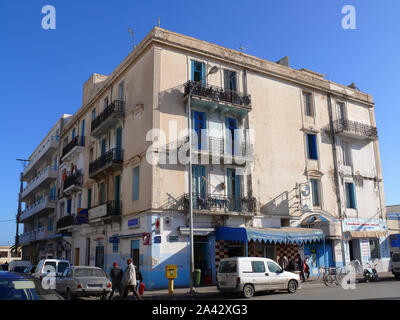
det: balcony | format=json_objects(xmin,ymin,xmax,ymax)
[
  {"xmin": 91, "ymin": 100, "xmax": 125, "ymax": 138},
  {"xmin": 56, "ymin": 214, "xmax": 76, "ymax": 230},
  {"xmin": 23, "ymin": 135, "xmax": 59, "ymax": 180},
  {"xmin": 88, "ymin": 201, "xmax": 122, "ymax": 221},
  {"xmin": 61, "ymin": 136, "xmax": 85, "ymax": 162},
  {"xmin": 184, "ymin": 81, "xmax": 251, "ymax": 115},
  {"xmin": 21, "ymin": 166, "xmax": 57, "ymax": 201},
  {"xmin": 20, "ymin": 196, "xmax": 56, "ymax": 222},
  {"xmin": 63, "ymin": 172, "xmax": 82, "ymax": 195},
  {"xmin": 89, "ymin": 148, "xmax": 123, "ymax": 179},
  {"xmin": 334, "ymin": 119, "xmax": 378, "ymax": 140},
  {"xmin": 19, "ymin": 231, "xmax": 36, "ymax": 245},
  {"xmin": 35, "ymin": 228, "xmax": 47, "ymax": 241},
  {"xmin": 184, "ymin": 193, "xmax": 256, "ymax": 215}
]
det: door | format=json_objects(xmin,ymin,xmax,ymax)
[
  {"xmin": 101, "ymin": 138, "xmax": 107, "ymax": 156},
  {"xmin": 227, "ymin": 168, "xmax": 241, "ymax": 211},
  {"xmin": 114, "ymin": 175, "xmax": 121, "ymax": 213},
  {"xmin": 192, "ymin": 165, "xmax": 206, "ymax": 209},
  {"xmin": 80, "ymin": 120, "xmax": 85, "ymax": 146},
  {"xmin": 266, "ymin": 260, "xmax": 286, "ymax": 289},
  {"xmin": 116, "ymin": 127, "xmax": 122, "ymax": 151},
  {"xmin": 250, "ymin": 260, "xmax": 271, "ymax": 291},
  {"xmin": 192, "ymin": 111, "xmax": 206, "ymax": 150},
  {"xmin": 194, "ymin": 236, "xmax": 209, "ymax": 285},
  {"xmin": 225, "ymin": 117, "xmax": 238, "ymax": 156},
  {"xmin": 95, "ymin": 246, "xmax": 104, "ymax": 269},
  {"xmin": 130, "ymin": 240, "xmax": 140, "ymax": 269},
  {"xmin": 75, "ymin": 248, "xmax": 80, "ymax": 266}
]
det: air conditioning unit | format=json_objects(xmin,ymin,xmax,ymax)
[{"xmin": 299, "ymin": 182, "xmax": 313, "ymax": 213}]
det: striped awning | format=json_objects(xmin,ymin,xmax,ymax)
[
  {"xmin": 344, "ymin": 230, "xmax": 386, "ymax": 239},
  {"xmin": 216, "ymin": 226, "xmax": 324, "ymax": 244}
]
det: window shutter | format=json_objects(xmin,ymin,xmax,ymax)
[
  {"xmin": 132, "ymin": 166, "xmax": 140, "ymax": 201},
  {"xmin": 191, "ymin": 60, "xmax": 195, "ymax": 81},
  {"xmin": 350, "ymin": 183, "xmax": 357, "ymax": 209}
]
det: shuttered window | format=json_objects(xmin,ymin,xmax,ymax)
[
  {"xmin": 345, "ymin": 182, "xmax": 357, "ymax": 209},
  {"xmin": 307, "ymin": 134, "xmax": 318, "ymax": 160},
  {"xmin": 132, "ymin": 166, "xmax": 140, "ymax": 201}
]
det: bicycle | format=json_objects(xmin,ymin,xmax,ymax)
[{"xmin": 320, "ymin": 267, "xmax": 345, "ymax": 286}]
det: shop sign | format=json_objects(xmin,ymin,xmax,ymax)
[
  {"xmin": 387, "ymin": 213, "xmax": 400, "ymax": 221},
  {"xmin": 360, "ymin": 239, "xmax": 370, "ymax": 262},
  {"xmin": 343, "ymin": 218, "xmax": 386, "ymax": 232},
  {"xmin": 128, "ymin": 218, "xmax": 140, "ymax": 228},
  {"xmin": 142, "ymin": 233, "xmax": 151, "ymax": 245},
  {"xmin": 168, "ymin": 236, "xmax": 179, "ymax": 242},
  {"xmin": 89, "ymin": 204, "xmax": 107, "ymax": 220},
  {"xmin": 109, "ymin": 236, "xmax": 119, "ymax": 244},
  {"xmin": 390, "ymin": 234, "xmax": 400, "ymax": 247},
  {"xmin": 154, "ymin": 236, "xmax": 161, "ymax": 244}
]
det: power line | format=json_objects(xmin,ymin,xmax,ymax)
[{"xmin": 0, "ymin": 218, "xmax": 16, "ymax": 223}]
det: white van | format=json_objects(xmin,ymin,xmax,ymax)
[
  {"xmin": 391, "ymin": 252, "xmax": 400, "ymax": 279},
  {"xmin": 217, "ymin": 257, "xmax": 301, "ymax": 298},
  {"xmin": 34, "ymin": 259, "xmax": 71, "ymax": 279},
  {"xmin": 8, "ymin": 260, "xmax": 32, "ymax": 272}
]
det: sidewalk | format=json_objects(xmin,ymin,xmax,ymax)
[{"xmin": 142, "ymin": 272, "xmax": 395, "ymax": 300}]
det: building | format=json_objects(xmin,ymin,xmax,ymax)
[
  {"xmin": 0, "ymin": 246, "xmax": 21, "ymax": 265},
  {"xmin": 19, "ymin": 115, "xmax": 72, "ymax": 263},
  {"xmin": 19, "ymin": 27, "xmax": 389, "ymax": 289},
  {"xmin": 387, "ymin": 205, "xmax": 400, "ymax": 254}
]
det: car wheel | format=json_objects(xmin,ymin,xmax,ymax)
[
  {"xmin": 288, "ymin": 280, "xmax": 298, "ymax": 293},
  {"xmin": 242, "ymin": 284, "xmax": 255, "ymax": 298},
  {"xmin": 66, "ymin": 288, "xmax": 74, "ymax": 300},
  {"xmin": 100, "ymin": 294, "xmax": 108, "ymax": 300}
]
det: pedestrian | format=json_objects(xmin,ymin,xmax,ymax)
[
  {"xmin": 288, "ymin": 259, "xmax": 295, "ymax": 272},
  {"xmin": 303, "ymin": 258, "xmax": 310, "ymax": 281},
  {"xmin": 278, "ymin": 254, "xmax": 289, "ymax": 270},
  {"xmin": 295, "ymin": 254, "xmax": 305, "ymax": 282},
  {"xmin": 121, "ymin": 258, "xmax": 143, "ymax": 300},
  {"xmin": 135, "ymin": 265, "xmax": 143, "ymax": 292},
  {"xmin": 109, "ymin": 262, "xmax": 123, "ymax": 300}
]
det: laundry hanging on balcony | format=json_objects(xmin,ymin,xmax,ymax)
[{"xmin": 215, "ymin": 226, "xmax": 325, "ymax": 244}]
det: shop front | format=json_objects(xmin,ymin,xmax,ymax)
[
  {"xmin": 215, "ymin": 226, "xmax": 326, "ymax": 273},
  {"xmin": 342, "ymin": 218, "xmax": 390, "ymax": 272}
]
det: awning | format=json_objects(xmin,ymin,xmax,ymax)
[
  {"xmin": 345, "ymin": 230, "xmax": 386, "ymax": 239},
  {"xmin": 216, "ymin": 226, "xmax": 325, "ymax": 244}
]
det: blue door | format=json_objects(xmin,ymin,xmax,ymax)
[
  {"xmin": 192, "ymin": 111, "xmax": 206, "ymax": 150},
  {"xmin": 191, "ymin": 60, "xmax": 205, "ymax": 84},
  {"xmin": 80, "ymin": 120, "xmax": 85, "ymax": 146},
  {"xmin": 192, "ymin": 165, "xmax": 206, "ymax": 209},
  {"xmin": 227, "ymin": 168, "xmax": 241, "ymax": 211},
  {"xmin": 225, "ymin": 117, "xmax": 238, "ymax": 156},
  {"xmin": 116, "ymin": 127, "xmax": 122, "ymax": 150}
]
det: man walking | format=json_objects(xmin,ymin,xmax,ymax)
[
  {"xmin": 109, "ymin": 262, "xmax": 123, "ymax": 300},
  {"xmin": 121, "ymin": 258, "xmax": 143, "ymax": 300}
]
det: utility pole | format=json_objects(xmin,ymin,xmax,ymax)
[{"xmin": 15, "ymin": 159, "xmax": 28, "ymax": 256}]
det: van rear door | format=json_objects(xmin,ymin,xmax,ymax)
[{"xmin": 218, "ymin": 260, "xmax": 237, "ymax": 288}]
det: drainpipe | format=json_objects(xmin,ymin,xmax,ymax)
[{"xmin": 327, "ymin": 92, "xmax": 346, "ymax": 267}]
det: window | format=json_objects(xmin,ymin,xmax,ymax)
[
  {"xmin": 251, "ymin": 261, "xmax": 266, "ymax": 273},
  {"xmin": 310, "ymin": 178, "xmax": 321, "ymax": 207},
  {"xmin": 77, "ymin": 194, "xmax": 82, "ymax": 209},
  {"xmin": 191, "ymin": 60, "xmax": 205, "ymax": 84},
  {"xmin": 342, "ymin": 141, "xmax": 352, "ymax": 166},
  {"xmin": 112, "ymin": 242, "xmax": 119, "ymax": 253},
  {"xmin": 267, "ymin": 261, "xmax": 282, "ymax": 273},
  {"xmin": 99, "ymin": 183, "xmax": 105, "ymax": 204},
  {"xmin": 47, "ymin": 217, "xmax": 53, "ymax": 231},
  {"xmin": 57, "ymin": 262, "xmax": 69, "ymax": 274},
  {"xmin": 89, "ymin": 148, "xmax": 93, "ymax": 163},
  {"xmin": 218, "ymin": 261, "xmax": 237, "ymax": 273},
  {"xmin": 369, "ymin": 239, "xmax": 380, "ymax": 259},
  {"xmin": 118, "ymin": 82, "xmax": 124, "ymax": 101},
  {"xmin": 132, "ymin": 166, "xmax": 140, "ymax": 201},
  {"xmin": 306, "ymin": 134, "xmax": 318, "ymax": 160},
  {"xmin": 345, "ymin": 182, "xmax": 357, "ymax": 209},
  {"xmin": 66, "ymin": 199, "xmax": 72, "ymax": 214},
  {"xmin": 87, "ymin": 189, "xmax": 92, "ymax": 209},
  {"xmin": 224, "ymin": 70, "xmax": 237, "ymax": 92},
  {"xmin": 303, "ymin": 92, "xmax": 313, "ymax": 117},
  {"xmin": 103, "ymin": 97, "xmax": 109, "ymax": 109},
  {"xmin": 337, "ymin": 102, "xmax": 345, "ymax": 120},
  {"xmin": 92, "ymin": 109, "xmax": 96, "ymax": 121},
  {"xmin": 71, "ymin": 128, "xmax": 76, "ymax": 139}
]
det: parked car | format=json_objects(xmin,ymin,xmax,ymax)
[
  {"xmin": 8, "ymin": 260, "xmax": 32, "ymax": 272},
  {"xmin": 0, "ymin": 271, "xmax": 64, "ymax": 300},
  {"xmin": 391, "ymin": 252, "xmax": 400, "ymax": 279},
  {"xmin": 55, "ymin": 266, "xmax": 112, "ymax": 300},
  {"xmin": 217, "ymin": 257, "xmax": 301, "ymax": 298},
  {"xmin": 34, "ymin": 259, "xmax": 70, "ymax": 279},
  {"xmin": 0, "ymin": 264, "xmax": 9, "ymax": 271}
]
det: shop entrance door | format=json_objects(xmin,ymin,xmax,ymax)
[
  {"xmin": 95, "ymin": 246, "xmax": 104, "ymax": 269},
  {"xmin": 194, "ymin": 236, "xmax": 209, "ymax": 286}
]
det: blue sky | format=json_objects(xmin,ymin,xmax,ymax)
[{"xmin": 0, "ymin": 0, "xmax": 399, "ymax": 245}]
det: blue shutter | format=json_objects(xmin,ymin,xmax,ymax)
[
  {"xmin": 132, "ymin": 166, "xmax": 140, "ymax": 201},
  {"xmin": 312, "ymin": 135, "xmax": 318, "ymax": 159},
  {"xmin": 201, "ymin": 62, "xmax": 206, "ymax": 85},
  {"xmin": 191, "ymin": 60, "xmax": 195, "ymax": 81},
  {"xmin": 80, "ymin": 120, "xmax": 85, "ymax": 146},
  {"xmin": 350, "ymin": 183, "xmax": 357, "ymax": 209},
  {"xmin": 72, "ymin": 129, "xmax": 76, "ymax": 139}
]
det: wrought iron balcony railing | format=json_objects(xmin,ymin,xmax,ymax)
[
  {"xmin": 63, "ymin": 172, "xmax": 82, "ymax": 190},
  {"xmin": 89, "ymin": 148, "xmax": 123, "ymax": 176},
  {"xmin": 334, "ymin": 119, "xmax": 378, "ymax": 140},
  {"xmin": 56, "ymin": 214, "xmax": 76, "ymax": 229},
  {"xmin": 62, "ymin": 136, "xmax": 85, "ymax": 158},
  {"xmin": 184, "ymin": 81, "xmax": 251, "ymax": 108},
  {"xmin": 91, "ymin": 100, "xmax": 125, "ymax": 133},
  {"xmin": 184, "ymin": 193, "xmax": 256, "ymax": 213}
]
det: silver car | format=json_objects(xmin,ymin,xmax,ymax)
[{"xmin": 56, "ymin": 266, "xmax": 112, "ymax": 300}]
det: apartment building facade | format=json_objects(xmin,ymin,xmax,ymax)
[
  {"xmin": 19, "ymin": 115, "xmax": 71, "ymax": 262},
  {"xmin": 21, "ymin": 28, "xmax": 389, "ymax": 289}
]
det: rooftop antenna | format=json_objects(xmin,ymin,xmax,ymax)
[
  {"xmin": 128, "ymin": 28, "xmax": 135, "ymax": 49},
  {"xmin": 157, "ymin": 17, "xmax": 160, "ymax": 28}
]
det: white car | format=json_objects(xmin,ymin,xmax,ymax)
[
  {"xmin": 217, "ymin": 257, "xmax": 301, "ymax": 298},
  {"xmin": 34, "ymin": 259, "xmax": 71, "ymax": 279}
]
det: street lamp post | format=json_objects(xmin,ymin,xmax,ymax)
[{"xmin": 187, "ymin": 66, "xmax": 218, "ymax": 293}]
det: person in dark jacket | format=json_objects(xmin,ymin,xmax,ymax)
[
  {"xmin": 109, "ymin": 262, "xmax": 123, "ymax": 300},
  {"xmin": 295, "ymin": 254, "xmax": 305, "ymax": 282},
  {"xmin": 135, "ymin": 265, "xmax": 143, "ymax": 292}
]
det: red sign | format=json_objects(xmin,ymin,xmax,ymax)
[{"xmin": 143, "ymin": 233, "xmax": 151, "ymax": 245}]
